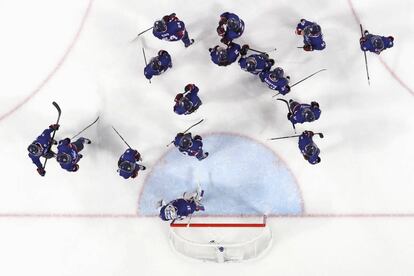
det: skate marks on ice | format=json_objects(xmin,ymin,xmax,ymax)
[{"xmin": 138, "ymin": 133, "xmax": 303, "ymax": 216}]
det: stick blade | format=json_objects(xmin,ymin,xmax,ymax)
[{"xmin": 52, "ymin": 101, "xmax": 61, "ymax": 114}]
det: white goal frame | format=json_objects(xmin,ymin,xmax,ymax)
[{"xmin": 169, "ymin": 216, "xmax": 272, "ymax": 262}]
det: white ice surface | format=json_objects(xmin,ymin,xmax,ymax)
[{"xmin": 0, "ymin": 0, "xmax": 414, "ymax": 275}]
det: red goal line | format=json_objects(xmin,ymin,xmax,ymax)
[{"xmin": 170, "ymin": 216, "xmax": 267, "ymax": 228}]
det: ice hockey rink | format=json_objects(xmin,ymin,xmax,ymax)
[{"xmin": 1, "ymin": 0, "xmax": 413, "ymax": 274}]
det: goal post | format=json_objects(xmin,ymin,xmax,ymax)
[{"xmin": 169, "ymin": 216, "xmax": 272, "ymax": 262}]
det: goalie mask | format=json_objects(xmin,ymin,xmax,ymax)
[
  {"xmin": 245, "ymin": 57, "xmax": 257, "ymax": 72},
  {"xmin": 56, "ymin": 153, "xmax": 72, "ymax": 164},
  {"xmin": 119, "ymin": 160, "xmax": 136, "ymax": 173},
  {"xmin": 160, "ymin": 204, "xmax": 177, "ymax": 221},
  {"xmin": 27, "ymin": 143, "xmax": 43, "ymax": 157}
]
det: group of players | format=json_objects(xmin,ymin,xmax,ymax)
[{"xmin": 27, "ymin": 11, "xmax": 394, "ymax": 222}]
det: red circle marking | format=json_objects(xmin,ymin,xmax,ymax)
[{"xmin": 0, "ymin": 0, "xmax": 94, "ymax": 122}]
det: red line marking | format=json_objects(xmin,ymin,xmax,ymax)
[
  {"xmin": 171, "ymin": 223, "xmax": 266, "ymax": 228},
  {"xmin": 0, "ymin": 0, "xmax": 94, "ymax": 123},
  {"xmin": 347, "ymin": 0, "xmax": 414, "ymax": 96},
  {"xmin": 1, "ymin": 213, "xmax": 414, "ymax": 219}
]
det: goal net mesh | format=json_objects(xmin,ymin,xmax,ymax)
[{"xmin": 169, "ymin": 216, "xmax": 272, "ymax": 262}]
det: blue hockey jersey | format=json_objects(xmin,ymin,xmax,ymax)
[
  {"xmin": 117, "ymin": 149, "xmax": 144, "ymax": 179},
  {"xmin": 259, "ymin": 71, "xmax": 290, "ymax": 95},
  {"xmin": 296, "ymin": 19, "xmax": 326, "ymax": 51},
  {"xmin": 239, "ymin": 54, "xmax": 273, "ymax": 75},
  {"xmin": 153, "ymin": 18, "xmax": 185, "ymax": 42},
  {"xmin": 360, "ymin": 34, "xmax": 394, "ymax": 54},
  {"xmin": 56, "ymin": 138, "xmax": 82, "ymax": 172},
  {"xmin": 219, "ymin": 12, "xmax": 245, "ymax": 41},
  {"xmin": 174, "ymin": 133, "xmax": 207, "ymax": 160},
  {"xmin": 289, "ymin": 101, "xmax": 321, "ymax": 125},
  {"xmin": 174, "ymin": 84, "xmax": 202, "ymax": 115},
  {"xmin": 298, "ymin": 131, "xmax": 321, "ymax": 165},
  {"xmin": 144, "ymin": 50, "xmax": 172, "ymax": 80},
  {"xmin": 159, "ymin": 198, "xmax": 198, "ymax": 221},
  {"xmin": 209, "ymin": 43, "xmax": 241, "ymax": 66},
  {"xmin": 28, "ymin": 127, "xmax": 55, "ymax": 170}
]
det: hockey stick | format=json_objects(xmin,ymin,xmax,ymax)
[
  {"xmin": 111, "ymin": 126, "xmax": 132, "ymax": 149},
  {"xmin": 360, "ymin": 24, "xmax": 370, "ymax": 85},
  {"xmin": 71, "ymin": 117, "xmax": 100, "ymax": 139},
  {"xmin": 131, "ymin": 26, "xmax": 153, "ymax": 42},
  {"xmin": 248, "ymin": 47, "xmax": 276, "ymax": 55},
  {"xmin": 42, "ymin": 102, "xmax": 62, "ymax": 172},
  {"xmin": 183, "ymin": 119, "xmax": 204, "ymax": 134},
  {"xmin": 142, "ymin": 48, "xmax": 151, "ymax": 84},
  {"xmin": 290, "ymin": 69, "xmax": 326, "ymax": 88},
  {"xmin": 272, "ymin": 69, "xmax": 327, "ymax": 97},
  {"xmin": 166, "ymin": 119, "xmax": 204, "ymax": 147},
  {"xmin": 276, "ymin": 98, "xmax": 296, "ymax": 133},
  {"xmin": 269, "ymin": 132, "xmax": 324, "ymax": 140}
]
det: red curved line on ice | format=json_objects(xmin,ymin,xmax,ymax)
[
  {"xmin": 0, "ymin": 0, "xmax": 94, "ymax": 122},
  {"xmin": 347, "ymin": 0, "xmax": 414, "ymax": 96}
]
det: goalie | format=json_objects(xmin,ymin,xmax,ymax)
[{"xmin": 158, "ymin": 189, "xmax": 205, "ymax": 221}]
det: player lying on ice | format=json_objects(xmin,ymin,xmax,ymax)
[{"xmin": 158, "ymin": 189, "xmax": 205, "ymax": 221}]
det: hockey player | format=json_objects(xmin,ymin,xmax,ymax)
[
  {"xmin": 173, "ymin": 132, "xmax": 208, "ymax": 161},
  {"xmin": 174, "ymin": 84, "xmax": 202, "ymax": 115},
  {"xmin": 296, "ymin": 19, "xmax": 326, "ymax": 51},
  {"xmin": 117, "ymin": 148, "xmax": 146, "ymax": 179},
  {"xmin": 27, "ymin": 124, "xmax": 59, "ymax": 176},
  {"xmin": 238, "ymin": 46, "xmax": 274, "ymax": 75},
  {"xmin": 360, "ymin": 30, "xmax": 394, "ymax": 55},
  {"xmin": 259, "ymin": 67, "xmax": 291, "ymax": 95},
  {"xmin": 144, "ymin": 50, "xmax": 172, "ymax": 80},
  {"xmin": 56, "ymin": 137, "xmax": 91, "ymax": 172},
  {"xmin": 288, "ymin": 99, "xmax": 321, "ymax": 126},
  {"xmin": 298, "ymin": 131, "xmax": 321, "ymax": 165},
  {"xmin": 152, "ymin": 13, "xmax": 194, "ymax": 47},
  {"xmin": 216, "ymin": 12, "xmax": 245, "ymax": 45},
  {"xmin": 158, "ymin": 189, "xmax": 205, "ymax": 221},
  {"xmin": 209, "ymin": 42, "xmax": 241, "ymax": 67}
]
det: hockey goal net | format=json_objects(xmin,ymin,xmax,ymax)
[{"xmin": 169, "ymin": 216, "xmax": 272, "ymax": 262}]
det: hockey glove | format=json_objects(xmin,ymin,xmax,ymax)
[
  {"xmin": 135, "ymin": 151, "xmax": 142, "ymax": 162},
  {"xmin": 194, "ymin": 135, "xmax": 202, "ymax": 141},
  {"xmin": 174, "ymin": 93, "xmax": 184, "ymax": 102},
  {"xmin": 37, "ymin": 167, "xmax": 46, "ymax": 177},
  {"xmin": 219, "ymin": 17, "xmax": 227, "ymax": 25},
  {"xmin": 49, "ymin": 124, "xmax": 60, "ymax": 130},
  {"xmin": 303, "ymin": 45, "xmax": 313, "ymax": 51},
  {"xmin": 311, "ymin": 101, "xmax": 319, "ymax": 109},
  {"xmin": 184, "ymin": 84, "xmax": 194, "ymax": 92},
  {"xmin": 287, "ymin": 113, "xmax": 292, "ymax": 120},
  {"xmin": 216, "ymin": 26, "xmax": 225, "ymax": 36},
  {"xmin": 163, "ymin": 13, "xmax": 177, "ymax": 23},
  {"xmin": 240, "ymin": 44, "xmax": 249, "ymax": 56},
  {"xmin": 220, "ymin": 37, "xmax": 231, "ymax": 46}
]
